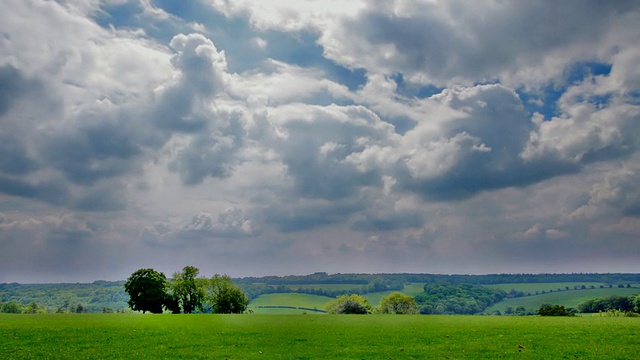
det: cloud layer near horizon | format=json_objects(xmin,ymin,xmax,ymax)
[{"xmin": 1, "ymin": 0, "xmax": 640, "ymax": 282}]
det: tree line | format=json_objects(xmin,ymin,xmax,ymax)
[
  {"xmin": 0, "ymin": 281, "xmax": 128, "ymax": 313},
  {"xmin": 237, "ymin": 272, "xmax": 640, "ymax": 286},
  {"xmin": 124, "ymin": 266, "xmax": 249, "ymax": 314},
  {"xmin": 577, "ymin": 295, "xmax": 640, "ymax": 314}
]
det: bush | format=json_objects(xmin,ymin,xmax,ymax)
[
  {"xmin": 378, "ymin": 293, "xmax": 418, "ymax": 314},
  {"xmin": 593, "ymin": 310, "xmax": 640, "ymax": 317},
  {"xmin": 336, "ymin": 299, "xmax": 368, "ymax": 314},
  {"xmin": 537, "ymin": 304, "xmax": 575, "ymax": 317},
  {"xmin": 325, "ymin": 294, "xmax": 371, "ymax": 314},
  {"xmin": 1, "ymin": 301, "xmax": 25, "ymax": 314}
]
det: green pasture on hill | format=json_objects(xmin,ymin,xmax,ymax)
[
  {"xmin": 248, "ymin": 293, "xmax": 333, "ymax": 314},
  {"xmin": 361, "ymin": 283, "xmax": 427, "ymax": 306},
  {"xmin": 2, "ymin": 314, "xmax": 639, "ymax": 359},
  {"xmin": 280, "ymin": 283, "xmax": 369, "ymax": 291},
  {"xmin": 486, "ymin": 287, "xmax": 640, "ymax": 314},
  {"xmin": 248, "ymin": 283, "xmax": 427, "ymax": 313},
  {"xmin": 483, "ymin": 282, "xmax": 615, "ymax": 294}
]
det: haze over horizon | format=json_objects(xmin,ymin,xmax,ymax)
[{"xmin": 2, "ymin": 1, "xmax": 640, "ymax": 283}]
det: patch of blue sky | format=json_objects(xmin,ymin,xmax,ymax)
[
  {"xmin": 518, "ymin": 61, "xmax": 613, "ymax": 119},
  {"xmin": 517, "ymin": 85, "xmax": 564, "ymax": 119},
  {"xmin": 93, "ymin": 1, "xmax": 193, "ymax": 43},
  {"xmin": 98, "ymin": 1, "xmax": 367, "ymax": 92},
  {"xmin": 390, "ymin": 73, "xmax": 444, "ymax": 99},
  {"xmin": 261, "ymin": 30, "xmax": 367, "ymax": 92},
  {"xmin": 564, "ymin": 61, "xmax": 612, "ymax": 84},
  {"xmin": 93, "ymin": 1, "xmax": 144, "ymax": 29}
]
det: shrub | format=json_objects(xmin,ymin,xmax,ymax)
[
  {"xmin": 325, "ymin": 294, "xmax": 371, "ymax": 314},
  {"xmin": 336, "ymin": 299, "xmax": 368, "ymax": 314},
  {"xmin": 537, "ymin": 304, "xmax": 575, "ymax": 317},
  {"xmin": 593, "ymin": 310, "xmax": 640, "ymax": 317}
]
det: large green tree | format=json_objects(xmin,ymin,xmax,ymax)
[
  {"xmin": 124, "ymin": 268, "xmax": 167, "ymax": 314},
  {"xmin": 23, "ymin": 301, "xmax": 47, "ymax": 314},
  {"xmin": 169, "ymin": 266, "xmax": 205, "ymax": 314},
  {"xmin": 205, "ymin": 275, "xmax": 250, "ymax": 314},
  {"xmin": 1, "ymin": 301, "xmax": 25, "ymax": 314},
  {"xmin": 378, "ymin": 292, "xmax": 418, "ymax": 314}
]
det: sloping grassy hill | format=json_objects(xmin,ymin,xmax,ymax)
[
  {"xmin": 483, "ymin": 282, "xmax": 610, "ymax": 294},
  {"xmin": 485, "ymin": 287, "xmax": 640, "ymax": 313},
  {"xmin": 249, "ymin": 283, "xmax": 428, "ymax": 313},
  {"xmin": 360, "ymin": 283, "xmax": 426, "ymax": 306},
  {"xmin": 248, "ymin": 293, "xmax": 333, "ymax": 314}
]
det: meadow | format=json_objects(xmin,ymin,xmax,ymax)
[
  {"xmin": 248, "ymin": 293, "xmax": 333, "ymax": 314},
  {"xmin": 244, "ymin": 283, "xmax": 429, "ymax": 314},
  {"xmin": 2, "ymin": 314, "xmax": 639, "ymax": 359}
]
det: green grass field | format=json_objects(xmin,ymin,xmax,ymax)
[
  {"xmin": 486, "ymin": 287, "xmax": 640, "ymax": 313},
  {"xmin": 248, "ymin": 284, "xmax": 427, "ymax": 312},
  {"xmin": 248, "ymin": 293, "xmax": 333, "ymax": 314},
  {"xmin": 281, "ymin": 284, "xmax": 370, "ymax": 291},
  {"xmin": 483, "ymin": 282, "xmax": 616, "ymax": 294},
  {"xmin": 1, "ymin": 314, "xmax": 639, "ymax": 359}
]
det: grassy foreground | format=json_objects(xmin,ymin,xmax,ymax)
[{"xmin": 1, "ymin": 314, "xmax": 639, "ymax": 359}]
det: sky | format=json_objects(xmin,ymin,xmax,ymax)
[{"xmin": 1, "ymin": 0, "xmax": 640, "ymax": 283}]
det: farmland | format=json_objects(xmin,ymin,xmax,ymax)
[
  {"xmin": 245, "ymin": 282, "xmax": 640, "ymax": 316},
  {"xmin": 485, "ymin": 287, "xmax": 640, "ymax": 314},
  {"xmin": 2, "ymin": 314, "xmax": 639, "ymax": 359},
  {"xmin": 248, "ymin": 293, "xmax": 333, "ymax": 314},
  {"xmin": 483, "ymin": 282, "xmax": 613, "ymax": 294}
]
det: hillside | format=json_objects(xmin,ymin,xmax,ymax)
[
  {"xmin": 0, "ymin": 281, "xmax": 128, "ymax": 313},
  {"xmin": 485, "ymin": 287, "xmax": 640, "ymax": 314},
  {"xmin": 2, "ymin": 273, "xmax": 640, "ymax": 314}
]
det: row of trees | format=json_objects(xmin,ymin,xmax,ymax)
[
  {"xmin": 0, "ymin": 281, "xmax": 128, "ymax": 313},
  {"xmin": 324, "ymin": 293, "xmax": 418, "ymax": 315},
  {"xmin": 1, "ymin": 301, "xmax": 48, "ymax": 314},
  {"xmin": 577, "ymin": 295, "xmax": 640, "ymax": 314},
  {"xmin": 124, "ymin": 266, "xmax": 249, "ymax": 314},
  {"xmin": 238, "ymin": 273, "xmax": 640, "ymax": 286},
  {"xmin": 537, "ymin": 304, "xmax": 576, "ymax": 317}
]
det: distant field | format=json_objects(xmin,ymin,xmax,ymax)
[
  {"xmin": 2, "ymin": 314, "xmax": 639, "ymax": 359},
  {"xmin": 483, "ymin": 282, "xmax": 614, "ymax": 294},
  {"xmin": 486, "ymin": 287, "xmax": 640, "ymax": 313},
  {"xmin": 400, "ymin": 283, "xmax": 427, "ymax": 296},
  {"xmin": 250, "ymin": 283, "xmax": 427, "ymax": 310},
  {"xmin": 248, "ymin": 293, "xmax": 333, "ymax": 314},
  {"xmin": 280, "ymin": 283, "xmax": 369, "ymax": 291},
  {"xmin": 362, "ymin": 283, "xmax": 426, "ymax": 306}
]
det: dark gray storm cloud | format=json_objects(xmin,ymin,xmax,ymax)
[
  {"xmin": 264, "ymin": 198, "xmax": 363, "ymax": 232},
  {"xmin": 41, "ymin": 114, "xmax": 143, "ymax": 186}
]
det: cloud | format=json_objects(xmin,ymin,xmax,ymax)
[
  {"xmin": 261, "ymin": 103, "xmax": 397, "ymax": 200},
  {"xmin": 570, "ymin": 164, "xmax": 640, "ymax": 220},
  {"xmin": 263, "ymin": 198, "xmax": 363, "ymax": 232},
  {"xmin": 320, "ymin": 0, "xmax": 640, "ymax": 88},
  {"xmin": 142, "ymin": 208, "xmax": 259, "ymax": 248},
  {"xmin": 522, "ymin": 96, "xmax": 640, "ymax": 166},
  {"xmin": 206, "ymin": 0, "xmax": 366, "ymax": 32},
  {"xmin": 3, "ymin": 0, "xmax": 640, "ymax": 281}
]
